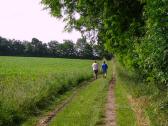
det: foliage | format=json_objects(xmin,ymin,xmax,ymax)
[{"xmin": 76, "ymin": 37, "xmax": 93, "ymax": 58}]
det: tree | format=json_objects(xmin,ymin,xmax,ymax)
[
  {"xmin": 58, "ymin": 40, "xmax": 76, "ymax": 57},
  {"xmin": 11, "ymin": 40, "xmax": 25, "ymax": 55},
  {"xmin": 48, "ymin": 41, "xmax": 60, "ymax": 56},
  {"xmin": 0, "ymin": 37, "xmax": 12, "ymax": 55},
  {"xmin": 31, "ymin": 38, "xmax": 48, "ymax": 56},
  {"xmin": 76, "ymin": 38, "xmax": 93, "ymax": 59},
  {"xmin": 63, "ymin": 40, "xmax": 76, "ymax": 57},
  {"xmin": 23, "ymin": 41, "xmax": 33, "ymax": 56}
]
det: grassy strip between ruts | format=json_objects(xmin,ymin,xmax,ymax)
[
  {"xmin": 113, "ymin": 60, "xmax": 137, "ymax": 126},
  {"xmin": 49, "ymin": 77, "xmax": 109, "ymax": 126},
  {"xmin": 115, "ymin": 78, "xmax": 137, "ymax": 126}
]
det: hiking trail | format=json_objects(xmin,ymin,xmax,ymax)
[{"xmin": 105, "ymin": 74, "xmax": 116, "ymax": 126}]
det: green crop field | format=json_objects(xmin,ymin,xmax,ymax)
[{"xmin": 0, "ymin": 56, "xmax": 93, "ymax": 126}]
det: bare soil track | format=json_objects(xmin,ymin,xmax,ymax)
[{"xmin": 105, "ymin": 75, "xmax": 116, "ymax": 126}]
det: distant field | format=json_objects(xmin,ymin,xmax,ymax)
[{"xmin": 0, "ymin": 56, "xmax": 93, "ymax": 126}]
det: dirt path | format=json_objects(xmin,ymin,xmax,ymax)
[{"xmin": 105, "ymin": 75, "xmax": 116, "ymax": 126}]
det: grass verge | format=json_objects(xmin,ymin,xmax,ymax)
[
  {"xmin": 115, "ymin": 77, "xmax": 137, "ymax": 126},
  {"xmin": 115, "ymin": 61, "xmax": 168, "ymax": 126},
  {"xmin": 49, "ymin": 77, "xmax": 109, "ymax": 126}
]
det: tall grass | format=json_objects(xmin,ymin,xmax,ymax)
[
  {"xmin": 115, "ymin": 81, "xmax": 137, "ymax": 126},
  {"xmin": 109, "ymin": 60, "xmax": 137, "ymax": 126},
  {"xmin": 0, "ymin": 56, "xmax": 93, "ymax": 126},
  {"xmin": 115, "ymin": 60, "xmax": 168, "ymax": 126}
]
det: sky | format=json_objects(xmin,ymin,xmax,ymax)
[{"xmin": 0, "ymin": 0, "xmax": 81, "ymax": 43}]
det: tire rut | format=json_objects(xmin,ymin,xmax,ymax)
[
  {"xmin": 105, "ymin": 75, "xmax": 116, "ymax": 126},
  {"xmin": 36, "ymin": 90, "xmax": 77, "ymax": 126},
  {"xmin": 36, "ymin": 78, "xmax": 95, "ymax": 126}
]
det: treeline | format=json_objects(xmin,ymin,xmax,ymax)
[{"xmin": 0, "ymin": 36, "xmax": 112, "ymax": 59}]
